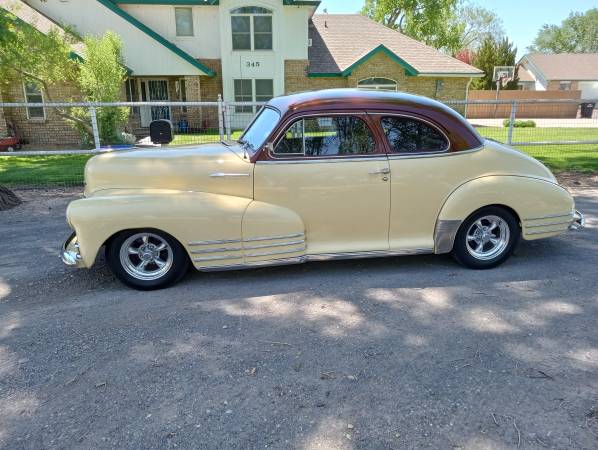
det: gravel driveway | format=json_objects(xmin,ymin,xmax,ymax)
[{"xmin": 0, "ymin": 185, "xmax": 597, "ymax": 449}]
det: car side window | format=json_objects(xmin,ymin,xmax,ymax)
[
  {"xmin": 381, "ymin": 116, "xmax": 449, "ymax": 154},
  {"xmin": 274, "ymin": 116, "xmax": 375, "ymax": 157}
]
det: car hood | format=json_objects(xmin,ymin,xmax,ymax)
[{"xmin": 84, "ymin": 143, "xmax": 253, "ymax": 198}]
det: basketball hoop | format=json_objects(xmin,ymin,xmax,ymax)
[{"xmin": 493, "ymin": 66, "xmax": 515, "ymax": 89}]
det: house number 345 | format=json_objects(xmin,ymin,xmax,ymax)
[{"xmin": 245, "ymin": 61, "xmax": 261, "ymax": 68}]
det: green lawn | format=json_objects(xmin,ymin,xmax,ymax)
[
  {"xmin": 475, "ymin": 127, "xmax": 598, "ymax": 172},
  {"xmin": 1, "ymin": 128, "xmax": 597, "ymax": 187}
]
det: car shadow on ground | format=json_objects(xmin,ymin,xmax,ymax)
[{"xmin": 0, "ymin": 189, "xmax": 596, "ymax": 448}]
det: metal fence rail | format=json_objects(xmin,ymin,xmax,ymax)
[{"xmin": 1, "ymin": 97, "xmax": 596, "ymax": 188}]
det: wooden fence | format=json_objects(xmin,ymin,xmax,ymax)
[{"xmin": 466, "ymin": 90, "xmax": 582, "ymax": 119}]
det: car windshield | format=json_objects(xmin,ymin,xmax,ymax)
[{"xmin": 239, "ymin": 107, "xmax": 280, "ymax": 154}]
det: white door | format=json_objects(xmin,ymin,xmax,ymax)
[{"xmin": 140, "ymin": 79, "xmax": 171, "ymax": 127}]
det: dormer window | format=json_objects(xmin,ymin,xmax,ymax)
[{"xmin": 231, "ymin": 6, "xmax": 272, "ymax": 51}]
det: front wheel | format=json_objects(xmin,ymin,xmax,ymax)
[
  {"xmin": 452, "ymin": 206, "xmax": 520, "ymax": 269},
  {"xmin": 106, "ymin": 229, "xmax": 189, "ymax": 290}
]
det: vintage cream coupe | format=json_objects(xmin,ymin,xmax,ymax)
[{"xmin": 61, "ymin": 89, "xmax": 584, "ymax": 289}]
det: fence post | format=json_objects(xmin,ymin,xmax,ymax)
[
  {"xmin": 507, "ymin": 101, "xmax": 517, "ymax": 145},
  {"xmin": 89, "ymin": 106, "xmax": 101, "ymax": 151},
  {"xmin": 217, "ymin": 94, "xmax": 224, "ymax": 142},
  {"xmin": 224, "ymin": 101, "xmax": 232, "ymax": 140}
]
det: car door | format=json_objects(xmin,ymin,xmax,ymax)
[
  {"xmin": 377, "ymin": 114, "xmax": 473, "ymax": 252},
  {"xmin": 254, "ymin": 113, "xmax": 391, "ymax": 255}
]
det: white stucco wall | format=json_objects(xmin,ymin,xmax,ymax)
[
  {"xmin": 25, "ymin": 0, "xmax": 208, "ymax": 76},
  {"xmin": 120, "ymin": 4, "xmax": 221, "ymax": 59}
]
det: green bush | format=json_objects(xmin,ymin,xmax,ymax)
[{"xmin": 503, "ymin": 119, "xmax": 537, "ymax": 128}]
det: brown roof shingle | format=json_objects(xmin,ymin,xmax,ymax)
[
  {"xmin": 308, "ymin": 14, "xmax": 482, "ymax": 76},
  {"xmin": 524, "ymin": 53, "xmax": 598, "ymax": 81}
]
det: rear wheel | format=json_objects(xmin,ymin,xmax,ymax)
[
  {"xmin": 106, "ymin": 229, "xmax": 189, "ymax": 290},
  {"xmin": 452, "ymin": 206, "xmax": 520, "ymax": 269}
]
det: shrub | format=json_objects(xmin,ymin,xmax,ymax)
[{"xmin": 503, "ymin": 119, "xmax": 536, "ymax": 128}]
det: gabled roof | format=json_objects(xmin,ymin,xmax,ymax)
[
  {"xmin": 97, "ymin": 0, "xmax": 215, "ymax": 76},
  {"xmin": 308, "ymin": 14, "xmax": 483, "ymax": 77},
  {"xmin": 522, "ymin": 53, "xmax": 598, "ymax": 81},
  {"xmin": 1, "ymin": 0, "xmax": 85, "ymax": 59}
]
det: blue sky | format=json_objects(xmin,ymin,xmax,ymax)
[{"xmin": 317, "ymin": 0, "xmax": 596, "ymax": 57}]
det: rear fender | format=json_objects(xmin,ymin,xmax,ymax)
[{"xmin": 435, "ymin": 176, "xmax": 574, "ymax": 253}]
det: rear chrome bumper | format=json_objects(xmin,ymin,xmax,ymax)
[
  {"xmin": 60, "ymin": 231, "xmax": 83, "ymax": 267},
  {"xmin": 569, "ymin": 210, "xmax": 585, "ymax": 230}
]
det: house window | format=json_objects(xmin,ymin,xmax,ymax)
[
  {"xmin": 357, "ymin": 77, "xmax": 397, "ymax": 91},
  {"xmin": 234, "ymin": 79, "xmax": 273, "ymax": 113},
  {"xmin": 231, "ymin": 6, "xmax": 272, "ymax": 50},
  {"xmin": 23, "ymin": 81, "xmax": 45, "ymax": 120},
  {"xmin": 559, "ymin": 81, "xmax": 572, "ymax": 91},
  {"xmin": 175, "ymin": 7, "xmax": 194, "ymax": 37}
]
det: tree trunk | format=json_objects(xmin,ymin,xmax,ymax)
[{"xmin": 0, "ymin": 185, "xmax": 21, "ymax": 211}]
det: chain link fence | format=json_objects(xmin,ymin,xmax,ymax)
[{"xmin": 1, "ymin": 98, "xmax": 596, "ymax": 188}]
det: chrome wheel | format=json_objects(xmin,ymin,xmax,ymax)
[
  {"xmin": 119, "ymin": 232, "xmax": 173, "ymax": 281},
  {"xmin": 465, "ymin": 215, "xmax": 510, "ymax": 261}
]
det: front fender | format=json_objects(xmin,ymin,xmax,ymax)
[
  {"xmin": 67, "ymin": 190, "xmax": 252, "ymax": 268},
  {"xmin": 435, "ymin": 176, "xmax": 574, "ymax": 252}
]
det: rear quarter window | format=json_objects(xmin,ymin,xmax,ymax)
[{"xmin": 381, "ymin": 116, "xmax": 449, "ymax": 154}]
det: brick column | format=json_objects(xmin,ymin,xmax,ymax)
[{"xmin": 183, "ymin": 76, "xmax": 202, "ymax": 130}]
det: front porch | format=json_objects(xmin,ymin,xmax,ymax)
[{"xmin": 124, "ymin": 76, "xmax": 221, "ymax": 139}]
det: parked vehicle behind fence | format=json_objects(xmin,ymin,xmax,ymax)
[{"xmin": 61, "ymin": 89, "xmax": 584, "ymax": 290}]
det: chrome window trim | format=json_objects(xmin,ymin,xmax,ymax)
[
  {"xmin": 268, "ymin": 112, "xmax": 380, "ymax": 161},
  {"xmin": 375, "ymin": 112, "xmax": 451, "ymax": 155},
  {"xmin": 387, "ymin": 145, "xmax": 484, "ymax": 161}
]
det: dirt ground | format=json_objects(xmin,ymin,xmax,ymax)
[{"xmin": 0, "ymin": 179, "xmax": 597, "ymax": 449}]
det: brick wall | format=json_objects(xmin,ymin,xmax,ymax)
[
  {"xmin": 546, "ymin": 80, "xmax": 579, "ymax": 91},
  {"xmin": 2, "ymin": 79, "xmax": 83, "ymax": 148},
  {"xmin": 284, "ymin": 53, "xmax": 471, "ymax": 102}
]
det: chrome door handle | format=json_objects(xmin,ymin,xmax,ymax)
[
  {"xmin": 368, "ymin": 167, "xmax": 390, "ymax": 175},
  {"xmin": 210, "ymin": 173, "xmax": 250, "ymax": 178}
]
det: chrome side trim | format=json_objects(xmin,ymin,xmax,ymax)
[
  {"xmin": 209, "ymin": 173, "xmax": 251, "ymax": 178},
  {"xmin": 189, "ymin": 238, "xmax": 242, "ymax": 246},
  {"xmin": 307, "ymin": 248, "xmax": 432, "ymax": 261},
  {"xmin": 197, "ymin": 256, "xmax": 306, "ymax": 272},
  {"xmin": 434, "ymin": 219, "xmax": 462, "ymax": 254},
  {"xmin": 524, "ymin": 212, "xmax": 573, "ymax": 221},
  {"xmin": 193, "ymin": 255, "xmax": 244, "ymax": 262},
  {"xmin": 526, "ymin": 220, "xmax": 572, "ymax": 229},
  {"xmin": 190, "ymin": 247, "xmax": 243, "ymax": 254},
  {"xmin": 243, "ymin": 240, "xmax": 305, "ymax": 250},
  {"xmin": 244, "ymin": 232, "xmax": 305, "ymax": 242},
  {"xmin": 245, "ymin": 246, "xmax": 307, "ymax": 258}
]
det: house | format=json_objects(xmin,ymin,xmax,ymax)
[
  {"xmin": 2, "ymin": 0, "xmax": 483, "ymax": 147},
  {"xmin": 518, "ymin": 53, "xmax": 598, "ymax": 98}
]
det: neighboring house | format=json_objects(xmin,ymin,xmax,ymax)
[
  {"xmin": 518, "ymin": 53, "xmax": 598, "ymax": 98},
  {"xmin": 3, "ymin": 0, "xmax": 482, "ymax": 147}
]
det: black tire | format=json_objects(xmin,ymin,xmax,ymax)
[
  {"xmin": 106, "ymin": 229, "xmax": 189, "ymax": 290},
  {"xmin": 452, "ymin": 206, "xmax": 520, "ymax": 270}
]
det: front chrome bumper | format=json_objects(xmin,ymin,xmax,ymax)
[
  {"xmin": 60, "ymin": 231, "xmax": 83, "ymax": 266},
  {"xmin": 569, "ymin": 210, "xmax": 585, "ymax": 230}
]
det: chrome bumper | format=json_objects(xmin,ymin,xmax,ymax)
[
  {"xmin": 569, "ymin": 210, "xmax": 585, "ymax": 230},
  {"xmin": 60, "ymin": 231, "xmax": 83, "ymax": 266}
]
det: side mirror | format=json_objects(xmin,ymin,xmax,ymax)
[{"xmin": 149, "ymin": 119, "xmax": 174, "ymax": 145}]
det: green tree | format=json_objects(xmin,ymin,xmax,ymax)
[
  {"xmin": 0, "ymin": 6, "xmax": 128, "ymax": 144},
  {"xmin": 361, "ymin": 0, "xmax": 462, "ymax": 52},
  {"xmin": 530, "ymin": 8, "xmax": 598, "ymax": 53},
  {"xmin": 452, "ymin": 2, "xmax": 504, "ymax": 52},
  {"xmin": 471, "ymin": 37, "xmax": 519, "ymax": 90}
]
